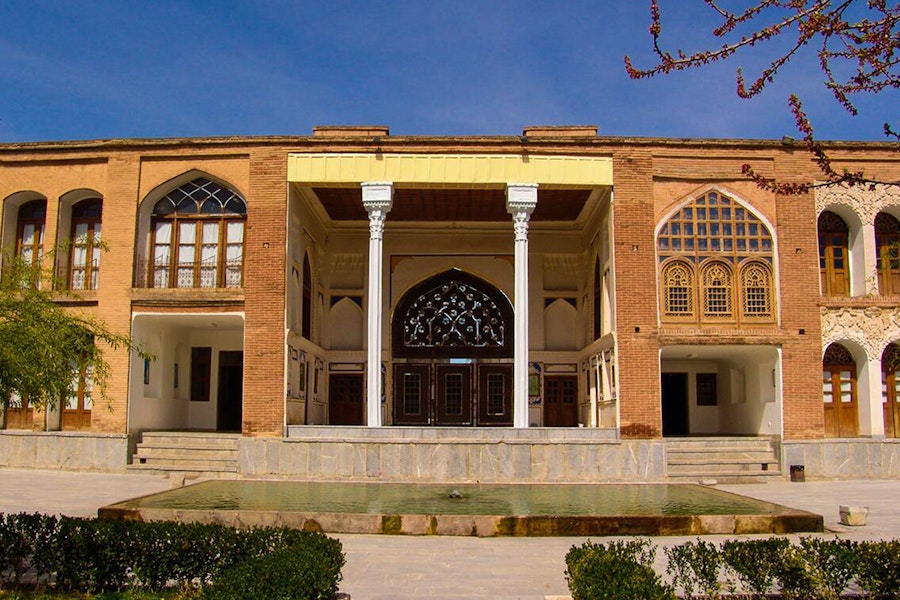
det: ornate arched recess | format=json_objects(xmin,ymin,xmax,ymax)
[
  {"xmin": 821, "ymin": 306, "xmax": 900, "ymax": 362},
  {"xmin": 655, "ymin": 186, "xmax": 779, "ymax": 325},
  {"xmin": 392, "ymin": 268, "xmax": 513, "ymax": 359},
  {"xmin": 816, "ymin": 183, "xmax": 900, "ymax": 227}
]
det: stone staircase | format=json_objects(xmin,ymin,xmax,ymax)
[
  {"xmin": 128, "ymin": 431, "xmax": 241, "ymax": 477},
  {"xmin": 665, "ymin": 437, "xmax": 781, "ymax": 484}
]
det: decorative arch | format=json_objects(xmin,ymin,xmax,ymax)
[
  {"xmin": 330, "ymin": 297, "xmax": 364, "ymax": 350},
  {"xmin": 656, "ymin": 189, "xmax": 775, "ymax": 325},
  {"xmin": 67, "ymin": 198, "xmax": 103, "ymax": 290},
  {"xmin": 302, "ymin": 252, "xmax": 312, "ymax": 339},
  {"xmin": 593, "ymin": 256, "xmax": 602, "ymax": 340},
  {"xmin": 740, "ymin": 261, "xmax": 774, "ymax": 320},
  {"xmin": 818, "ymin": 210, "xmax": 850, "ymax": 297},
  {"xmin": 875, "ymin": 212, "xmax": 900, "ymax": 296},
  {"xmin": 882, "ymin": 343, "xmax": 900, "ymax": 438},
  {"xmin": 700, "ymin": 260, "xmax": 734, "ymax": 320},
  {"xmin": 660, "ymin": 259, "xmax": 695, "ymax": 320},
  {"xmin": 144, "ymin": 176, "xmax": 246, "ymax": 289},
  {"xmin": 392, "ymin": 268, "xmax": 513, "ymax": 358},
  {"xmin": 822, "ymin": 341, "xmax": 859, "ymax": 438},
  {"xmin": 544, "ymin": 298, "xmax": 578, "ymax": 351}
]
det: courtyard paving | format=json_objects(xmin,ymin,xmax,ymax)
[{"xmin": 0, "ymin": 468, "xmax": 898, "ymax": 600}]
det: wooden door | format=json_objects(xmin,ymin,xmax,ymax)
[
  {"xmin": 883, "ymin": 370, "xmax": 900, "ymax": 438},
  {"xmin": 823, "ymin": 366, "xmax": 858, "ymax": 437},
  {"xmin": 435, "ymin": 365, "xmax": 472, "ymax": 425},
  {"xmin": 217, "ymin": 351, "xmax": 243, "ymax": 431},
  {"xmin": 328, "ymin": 374, "xmax": 363, "ymax": 426},
  {"xmin": 5, "ymin": 393, "xmax": 33, "ymax": 430},
  {"xmin": 661, "ymin": 372, "xmax": 689, "ymax": 436},
  {"xmin": 393, "ymin": 364, "xmax": 430, "ymax": 425},
  {"xmin": 477, "ymin": 365, "xmax": 513, "ymax": 426},
  {"xmin": 62, "ymin": 368, "xmax": 92, "ymax": 430},
  {"xmin": 544, "ymin": 375, "xmax": 578, "ymax": 427}
]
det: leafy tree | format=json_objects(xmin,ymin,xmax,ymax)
[
  {"xmin": 625, "ymin": 0, "xmax": 900, "ymax": 192},
  {"xmin": 0, "ymin": 250, "xmax": 140, "ymax": 427}
]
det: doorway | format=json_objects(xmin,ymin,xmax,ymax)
[
  {"xmin": 661, "ymin": 372, "xmax": 689, "ymax": 436},
  {"xmin": 544, "ymin": 375, "xmax": 578, "ymax": 427},
  {"xmin": 217, "ymin": 351, "xmax": 243, "ymax": 431},
  {"xmin": 328, "ymin": 374, "xmax": 364, "ymax": 426},
  {"xmin": 392, "ymin": 363, "xmax": 511, "ymax": 426}
]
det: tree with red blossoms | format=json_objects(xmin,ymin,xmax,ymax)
[{"xmin": 625, "ymin": 0, "xmax": 900, "ymax": 192}]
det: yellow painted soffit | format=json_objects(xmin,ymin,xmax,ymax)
[{"xmin": 287, "ymin": 153, "xmax": 612, "ymax": 188}]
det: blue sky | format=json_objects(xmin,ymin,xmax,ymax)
[{"xmin": 0, "ymin": 1, "xmax": 894, "ymax": 142}]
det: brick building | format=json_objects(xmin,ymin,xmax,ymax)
[{"xmin": 1, "ymin": 126, "xmax": 899, "ymax": 481}]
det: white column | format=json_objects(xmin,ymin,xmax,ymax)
[
  {"xmin": 506, "ymin": 183, "xmax": 538, "ymax": 428},
  {"xmin": 859, "ymin": 354, "xmax": 886, "ymax": 437},
  {"xmin": 362, "ymin": 181, "xmax": 394, "ymax": 427},
  {"xmin": 857, "ymin": 221, "xmax": 877, "ymax": 296}
]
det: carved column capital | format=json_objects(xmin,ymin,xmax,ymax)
[
  {"xmin": 362, "ymin": 181, "xmax": 394, "ymax": 241},
  {"xmin": 506, "ymin": 183, "xmax": 538, "ymax": 242}
]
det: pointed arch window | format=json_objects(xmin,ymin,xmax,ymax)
[
  {"xmin": 876, "ymin": 212, "xmax": 900, "ymax": 296},
  {"xmin": 302, "ymin": 254, "xmax": 312, "ymax": 340},
  {"xmin": 392, "ymin": 269, "xmax": 513, "ymax": 358},
  {"xmin": 662, "ymin": 260, "xmax": 695, "ymax": 319},
  {"xmin": 701, "ymin": 261, "xmax": 733, "ymax": 319},
  {"xmin": 593, "ymin": 257, "xmax": 602, "ymax": 340},
  {"xmin": 740, "ymin": 261, "xmax": 773, "ymax": 319},
  {"xmin": 657, "ymin": 190, "xmax": 775, "ymax": 325},
  {"xmin": 16, "ymin": 199, "xmax": 46, "ymax": 266},
  {"xmin": 818, "ymin": 211, "xmax": 850, "ymax": 297},
  {"xmin": 150, "ymin": 178, "xmax": 246, "ymax": 289},
  {"xmin": 69, "ymin": 199, "xmax": 102, "ymax": 290}
]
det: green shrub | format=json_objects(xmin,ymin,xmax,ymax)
[
  {"xmin": 855, "ymin": 539, "xmax": 900, "ymax": 598},
  {"xmin": 722, "ymin": 537, "xmax": 790, "ymax": 598},
  {"xmin": 565, "ymin": 540, "xmax": 674, "ymax": 600},
  {"xmin": 199, "ymin": 535, "xmax": 344, "ymax": 600},
  {"xmin": 665, "ymin": 539, "xmax": 724, "ymax": 600},
  {"xmin": 796, "ymin": 537, "xmax": 858, "ymax": 599}
]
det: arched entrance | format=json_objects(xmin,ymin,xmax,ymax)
[
  {"xmin": 823, "ymin": 343, "xmax": 859, "ymax": 438},
  {"xmin": 882, "ymin": 343, "xmax": 900, "ymax": 438},
  {"xmin": 391, "ymin": 269, "xmax": 514, "ymax": 426}
]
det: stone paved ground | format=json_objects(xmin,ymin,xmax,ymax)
[{"xmin": 1, "ymin": 468, "xmax": 898, "ymax": 600}]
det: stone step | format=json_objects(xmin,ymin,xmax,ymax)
[
  {"xmin": 667, "ymin": 462, "xmax": 779, "ymax": 475},
  {"xmin": 667, "ymin": 456, "xmax": 779, "ymax": 467},
  {"xmin": 131, "ymin": 432, "xmax": 242, "ymax": 476},
  {"xmin": 133, "ymin": 446, "xmax": 239, "ymax": 460},
  {"xmin": 127, "ymin": 463, "xmax": 241, "ymax": 478},
  {"xmin": 129, "ymin": 457, "xmax": 240, "ymax": 471},
  {"xmin": 138, "ymin": 433, "xmax": 241, "ymax": 449},
  {"xmin": 665, "ymin": 440, "xmax": 775, "ymax": 451},
  {"xmin": 668, "ymin": 472, "xmax": 781, "ymax": 484},
  {"xmin": 664, "ymin": 438, "xmax": 780, "ymax": 483}
]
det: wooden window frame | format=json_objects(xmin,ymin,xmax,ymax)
[
  {"xmin": 657, "ymin": 190, "xmax": 776, "ymax": 326},
  {"xmin": 69, "ymin": 199, "xmax": 103, "ymax": 291},
  {"xmin": 148, "ymin": 178, "xmax": 246, "ymax": 290},
  {"xmin": 875, "ymin": 212, "xmax": 900, "ymax": 296},
  {"xmin": 818, "ymin": 211, "xmax": 850, "ymax": 297}
]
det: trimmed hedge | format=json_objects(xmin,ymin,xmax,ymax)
[
  {"xmin": 0, "ymin": 513, "xmax": 343, "ymax": 599},
  {"xmin": 569, "ymin": 537, "xmax": 900, "ymax": 600}
]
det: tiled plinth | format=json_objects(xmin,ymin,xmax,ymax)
[
  {"xmin": 242, "ymin": 427, "xmax": 662, "ymax": 483},
  {"xmin": 0, "ymin": 431, "xmax": 128, "ymax": 471},
  {"xmin": 782, "ymin": 439, "xmax": 900, "ymax": 479}
]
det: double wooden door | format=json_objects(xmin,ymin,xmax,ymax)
[
  {"xmin": 883, "ymin": 370, "xmax": 900, "ymax": 438},
  {"xmin": 823, "ymin": 366, "xmax": 859, "ymax": 438},
  {"xmin": 392, "ymin": 363, "xmax": 512, "ymax": 426}
]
